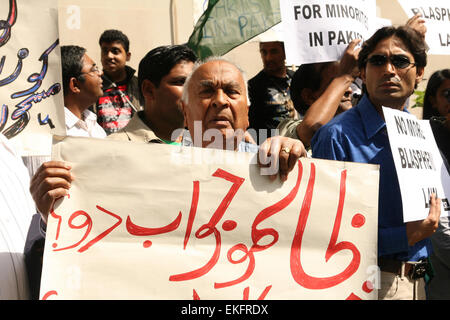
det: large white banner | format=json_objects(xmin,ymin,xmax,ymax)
[
  {"xmin": 279, "ymin": 0, "xmax": 376, "ymax": 65},
  {"xmin": 384, "ymin": 107, "xmax": 450, "ymax": 222},
  {"xmin": 0, "ymin": 0, "xmax": 65, "ymax": 156},
  {"xmin": 40, "ymin": 136, "xmax": 380, "ymax": 300},
  {"xmin": 398, "ymin": 0, "xmax": 450, "ymax": 56}
]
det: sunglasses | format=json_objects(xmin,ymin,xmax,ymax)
[{"xmin": 367, "ymin": 54, "xmax": 416, "ymax": 69}]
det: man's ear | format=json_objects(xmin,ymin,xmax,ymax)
[
  {"xmin": 141, "ymin": 79, "xmax": 156, "ymax": 101},
  {"xmin": 415, "ymin": 66, "xmax": 425, "ymax": 86},
  {"xmin": 69, "ymin": 77, "xmax": 81, "ymax": 94},
  {"xmin": 126, "ymin": 52, "xmax": 131, "ymax": 62}
]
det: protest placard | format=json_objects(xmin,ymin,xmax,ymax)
[
  {"xmin": 279, "ymin": 0, "xmax": 376, "ymax": 65},
  {"xmin": 384, "ymin": 107, "xmax": 450, "ymax": 222},
  {"xmin": 0, "ymin": 0, "xmax": 65, "ymax": 156},
  {"xmin": 40, "ymin": 136, "xmax": 379, "ymax": 300},
  {"xmin": 398, "ymin": 0, "xmax": 450, "ymax": 56}
]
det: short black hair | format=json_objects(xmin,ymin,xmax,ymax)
[
  {"xmin": 423, "ymin": 69, "xmax": 450, "ymax": 119},
  {"xmin": 290, "ymin": 62, "xmax": 333, "ymax": 115},
  {"xmin": 99, "ymin": 29, "xmax": 130, "ymax": 53},
  {"xmin": 358, "ymin": 26, "xmax": 427, "ymax": 70},
  {"xmin": 138, "ymin": 45, "xmax": 197, "ymax": 98},
  {"xmin": 60, "ymin": 45, "xmax": 86, "ymax": 96}
]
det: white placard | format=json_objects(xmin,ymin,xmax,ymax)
[
  {"xmin": 279, "ymin": 0, "xmax": 376, "ymax": 65},
  {"xmin": 398, "ymin": 0, "xmax": 450, "ymax": 55},
  {"xmin": 383, "ymin": 107, "xmax": 450, "ymax": 222}
]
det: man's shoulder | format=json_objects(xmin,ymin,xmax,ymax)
[
  {"xmin": 318, "ymin": 107, "xmax": 362, "ymax": 136},
  {"xmin": 248, "ymin": 70, "xmax": 266, "ymax": 85}
]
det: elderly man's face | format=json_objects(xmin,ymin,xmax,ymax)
[
  {"xmin": 182, "ymin": 60, "xmax": 249, "ymax": 149},
  {"xmin": 361, "ymin": 36, "xmax": 424, "ymax": 110}
]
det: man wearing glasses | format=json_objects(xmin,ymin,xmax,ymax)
[
  {"xmin": 311, "ymin": 26, "xmax": 441, "ymax": 300},
  {"xmin": 60, "ymin": 45, "xmax": 106, "ymax": 138}
]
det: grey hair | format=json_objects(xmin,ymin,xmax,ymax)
[{"xmin": 181, "ymin": 56, "xmax": 250, "ymax": 106}]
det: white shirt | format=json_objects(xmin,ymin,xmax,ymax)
[
  {"xmin": 0, "ymin": 133, "xmax": 35, "ymax": 299},
  {"xmin": 64, "ymin": 107, "xmax": 107, "ymax": 138}
]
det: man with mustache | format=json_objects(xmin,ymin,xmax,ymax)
[{"xmin": 311, "ymin": 26, "xmax": 441, "ymax": 300}]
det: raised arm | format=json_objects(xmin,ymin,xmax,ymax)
[{"xmin": 296, "ymin": 39, "xmax": 361, "ymax": 147}]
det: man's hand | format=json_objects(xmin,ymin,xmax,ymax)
[
  {"xmin": 338, "ymin": 38, "xmax": 361, "ymax": 79},
  {"xmin": 406, "ymin": 193, "xmax": 440, "ymax": 246},
  {"xmin": 29, "ymin": 161, "xmax": 74, "ymax": 224},
  {"xmin": 258, "ymin": 136, "xmax": 307, "ymax": 181},
  {"xmin": 406, "ymin": 13, "xmax": 427, "ymax": 40}
]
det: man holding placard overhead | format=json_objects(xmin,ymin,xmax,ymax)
[{"xmin": 311, "ymin": 25, "xmax": 441, "ymax": 300}]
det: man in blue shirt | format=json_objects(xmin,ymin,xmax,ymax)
[{"xmin": 311, "ymin": 26, "xmax": 441, "ymax": 299}]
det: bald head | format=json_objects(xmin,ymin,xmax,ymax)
[{"xmin": 181, "ymin": 58, "xmax": 249, "ymax": 149}]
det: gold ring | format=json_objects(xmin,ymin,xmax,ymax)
[{"xmin": 281, "ymin": 147, "xmax": 291, "ymax": 154}]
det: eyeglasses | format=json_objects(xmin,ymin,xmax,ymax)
[
  {"xmin": 444, "ymin": 89, "xmax": 450, "ymax": 102},
  {"xmin": 367, "ymin": 54, "xmax": 416, "ymax": 69},
  {"xmin": 78, "ymin": 65, "xmax": 101, "ymax": 77}
]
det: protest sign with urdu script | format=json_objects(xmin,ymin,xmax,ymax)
[{"xmin": 40, "ymin": 136, "xmax": 379, "ymax": 300}]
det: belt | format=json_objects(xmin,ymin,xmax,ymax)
[{"xmin": 378, "ymin": 258, "xmax": 429, "ymax": 280}]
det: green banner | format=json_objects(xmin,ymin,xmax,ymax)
[{"xmin": 187, "ymin": 0, "xmax": 281, "ymax": 60}]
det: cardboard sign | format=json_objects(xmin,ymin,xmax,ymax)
[
  {"xmin": 383, "ymin": 107, "xmax": 450, "ymax": 222},
  {"xmin": 279, "ymin": 0, "xmax": 376, "ymax": 65},
  {"xmin": 0, "ymin": 0, "xmax": 65, "ymax": 156},
  {"xmin": 398, "ymin": 0, "xmax": 450, "ymax": 55},
  {"xmin": 40, "ymin": 136, "xmax": 379, "ymax": 300}
]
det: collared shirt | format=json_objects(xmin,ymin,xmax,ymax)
[
  {"xmin": 65, "ymin": 107, "xmax": 107, "ymax": 139},
  {"xmin": 311, "ymin": 94, "xmax": 432, "ymax": 261}
]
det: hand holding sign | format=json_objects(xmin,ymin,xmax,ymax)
[
  {"xmin": 406, "ymin": 193, "xmax": 441, "ymax": 246},
  {"xmin": 30, "ymin": 160, "xmax": 73, "ymax": 224}
]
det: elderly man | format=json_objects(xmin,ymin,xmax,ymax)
[
  {"xmin": 59, "ymin": 45, "xmax": 106, "ymax": 138},
  {"xmin": 311, "ymin": 26, "xmax": 440, "ymax": 300}
]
